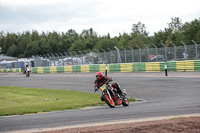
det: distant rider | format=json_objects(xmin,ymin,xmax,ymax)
[
  {"xmin": 25, "ymin": 64, "xmax": 31, "ymax": 76},
  {"xmin": 94, "ymin": 72, "xmax": 123, "ymax": 101}
]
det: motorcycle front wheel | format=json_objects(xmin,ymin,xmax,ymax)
[
  {"xmin": 26, "ymin": 72, "xmax": 29, "ymax": 77},
  {"xmin": 122, "ymin": 97, "xmax": 129, "ymax": 106},
  {"xmin": 103, "ymin": 94, "xmax": 115, "ymax": 108}
]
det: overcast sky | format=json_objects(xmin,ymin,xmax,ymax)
[{"xmin": 0, "ymin": 0, "xmax": 200, "ymax": 37}]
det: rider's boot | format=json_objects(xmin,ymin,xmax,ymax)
[
  {"xmin": 112, "ymin": 94, "xmax": 119, "ymax": 105},
  {"xmin": 116, "ymin": 87, "xmax": 123, "ymax": 98},
  {"xmin": 100, "ymin": 95, "xmax": 105, "ymax": 101},
  {"xmin": 122, "ymin": 89, "xmax": 127, "ymax": 96}
]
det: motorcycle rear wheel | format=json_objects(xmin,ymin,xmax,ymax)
[{"xmin": 103, "ymin": 94, "xmax": 115, "ymax": 108}]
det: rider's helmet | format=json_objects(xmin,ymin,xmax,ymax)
[{"xmin": 96, "ymin": 72, "xmax": 103, "ymax": 81}]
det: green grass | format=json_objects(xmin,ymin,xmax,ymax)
[
  {"xmin": 0, "ymin": 86, "xmax": 135, "ymax": 116},
  {"xmin": 170, "ymin": 117, "xmax": 184, "ymax": 119}
]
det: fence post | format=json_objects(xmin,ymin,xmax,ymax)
[
  {"xmin": 101, "ymin": 48, "xmax": 107, "ymax": 64},
  {"xmin": 136, "ymin": 45, "xmax": 141, "ymax": 62},
  {"xmin": 128, "ymin": 46, "xmax": 134, "ymax": 62},
  {"xmin": 46, "ymin": 54, "xmax": 51, "ymax": 67},
  {"xmin": 108, "ymin": 48, "xmax": 113, "ymax": 64},
  {"xmin": 152, "ymin": 44, "xmax": 158, "ymax": 62},
  {"xmin": 161, "ymin": 43, "xmax": 168, "ymax": 76},
  {"xmin": 114, "ymin": 46, "xmax": 121, "ymax": 63},
  {"xmin": 95, "ymin": 49, "xmax": 99, "ymax": 64},
  {"xmin": 55, "ymin": 53, "xmax": 60, "ymax": 66},
  {"xmin": 79, "ymin": 51, "xmax": 83, "ymax": 65},
  {"xmin": 170, "ymin": 42, "xmax": 177, "ymax": 60},
  {"xmin": 144, "ymin": 44, "xmax": 149, "ymax": 62},
  {"xmin": 88, "ymin": 49, "xmax": 94, "ymax": 64},
  {"xmin": 121, "ymin": 46, "xmax": 127, "ymax": 63},
  {"xmin": 161, "ymin": 43, "xmax": 167, "ymax": 61},
  {"xmin": 59, "ymin": 53, "xmax": 64, "ymax": 66},
  {"xmin": 51, "ymin": 53, "xmax": 56, "ymax": 66},
  {"xmin": 64, "ymin": 52, "xmax": 68, "ymax": 65},
  {"xmin": 191, "ymin": 40, "xmax": 198, "ymax": 59},
  {"xmin": 68, "ymin": 52, "xmax": 73, "ymax": 65},
  {"xmin": 181, "ymin": 41, "xmax": 187, "ymax": 59},
  {"xmin": 73, "ymin": 51, "xmax": 78, "ymax": 65},
  {"xmin": 84, "ymin": 50, "xmax": 89, "ymax": 65}
]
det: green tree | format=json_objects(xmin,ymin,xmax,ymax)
[
  {"xmin": 168, "ymin": 17, "xmax": 183, "ymax": 32},
  {"xmin": 152, "ymin": 28, "xmax": 173, "ymax": 47},
  {"xmin": 7, "ymin": 44, "xmax": 20, "ymax": 57},
  {"xmin": 37, "ymin": 38, "xmax": 52, "ymax": 55},
  {"xmin": 94, "ymin": 35, "xmax": 118, "ymax": 51},
  {"xmin": 25, "ymin": 41, "xmax": 40, "ymax": 57},
  {"xmin": 31, "ymin": 30, "xmax": 40, "ymax": 41},
  {"xmin": 3, "ymin": 33, "xmax": 18, "ymax": 55},
  {"xmin": 131, "ymin": 22, "xmax": 148, "ymax": 36},
  {"xmin": 18, "ymin": 31, "xmax": 31, "ymax": 57},
  {"xmin": 69, "ymin": 39, "xmax": 84, "ymax": 52},
  {"xmin": 182, "ymin": 19, "xmax": 200, "ymax": 44},
  {"xmin": 116, "ymin": 33, "xmax": 132, "ymax": 48},
  {"xmin": 80, "ymin": 28, "xmax": 98, "ymax": 50}
]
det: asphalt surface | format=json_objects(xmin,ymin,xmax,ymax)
[{"xmin": 0, "ymin": 72, "xmax": 200, "ymax": 133}]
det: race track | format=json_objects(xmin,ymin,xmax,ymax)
[{"xmin": 0, "ymin": 72, "xmax": 200, "ymax": 133}]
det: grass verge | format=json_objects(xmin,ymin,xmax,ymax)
[{"xmin": 0, "ymin": 86, "xmax": 135, "ymax": 116}]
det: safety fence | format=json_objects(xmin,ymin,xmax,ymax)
[
  {"xmin": 1, "ymin": 60, "xmax": 199, "ymax": 73},
  {"xmin": 32, "ymin": 41, "xmax": 200, "ymax": 67}
]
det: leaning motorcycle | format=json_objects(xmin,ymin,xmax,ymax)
[{"xmin": 95, "ymin": 83, "xmax": 129, "ymax": 108}]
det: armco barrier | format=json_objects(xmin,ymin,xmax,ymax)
[
  {"xmin": 81, "ymin": 65, "xmax": 90, "ymax": 73},
  {"xmin": 165, "ymin": 62, "xmax": 176, "ymax": 72},
  {"xmin": 64, "ymin": 66, "xmax": 72, "ymax": 73},
  {"xmin": 43, "ymin": 67, "xmax": 50, "ymax": 73},
  {"xmin": 89, "ymin": 64, "xmax": 100, "ymax": 72},
  {"xmin": 1, "ymin": 60, "xmax": 200, "ymax": 73},
  {"xmin": 0, "ymin": 68, "xmax": 21, "ymax": 72},
  {"xmin": 194, "ymin": 60, "xmax": 200, "ymax": 71},
  {"xmin": 57, "ymin": 66, "xmax": 64, "ymax": 73},
  {"xmin": 110, "ymin": 64, "xmax": 120, "ymax": 72},
  {"xmin": 72, "ymin": 66, "xmax": 81, "ymax": 73},
  {"xmin": 146, "ymin": 62, "xmax": 160, "ymax": 72},
  {"xmin": 37, "ymin": 67, "xmax": 43, "ymax": 73},
  {"xmin": 50, "ymin": 67, "xmax": 57, "ymax": 73},
  {"xmin": 99, "ymin": 64, "xmax": 107, "ymax": 72},
  {"xmin": 120, "ymin": 63, "xmax": 133, "ymax": 72},
  {"xmin": 133, "ymin": 63, "xmax": 145, "ymax": 72}
]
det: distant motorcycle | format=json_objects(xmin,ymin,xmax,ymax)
[
  {"xmin": 25, "ymin": 66, "xmax": 31, "ymax": 77},
  {"xmin": 95, "ymin": 83, "xmax": 129, "ymax": 108}
]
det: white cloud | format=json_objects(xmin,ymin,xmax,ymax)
[{"xmin": 0, "ymin": 0, "xmax": 200, "ymax": 37}]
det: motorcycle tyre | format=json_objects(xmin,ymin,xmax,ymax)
[
  {"xmin": 103, "ymin": 94, "xmax": 115, "ymax": 108},
  {"xmin": 122, "ymin": 97, "xmax": 129, "ymax": 106},
  {"xmin": 26, "ymin": 72, "xmax": 30, "ymax": 77}
]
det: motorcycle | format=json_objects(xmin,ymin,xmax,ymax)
[{"xmin": 95, "ymin": 83, "xmax": 129, "ymax": 108}]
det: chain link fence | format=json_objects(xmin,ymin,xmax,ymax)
[{"xmin": 33, "ymin": 41, "xmax": 200, "ymax": 67}]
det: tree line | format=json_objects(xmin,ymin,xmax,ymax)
[{"xmin": 0, "ymin": 17, "xmax": 200, "ymax": 58}]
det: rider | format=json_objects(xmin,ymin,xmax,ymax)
[
  {"xmin": 94, "ymin": 72, "xmax": 123, "ymax": 101},
  {"xmin": 25, "ymin": 63, "xmax": 31, "ymax": 76}
]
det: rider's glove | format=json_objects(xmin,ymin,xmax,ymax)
[
  {"xmin": 107, "ymin": 77, "xmax": 113, "ymax": 83},
  {"xmin": 94, "ymin": 86, "xmax": 98, "ymax": 91}
]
